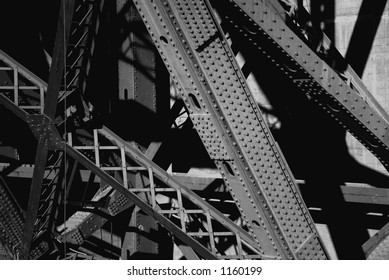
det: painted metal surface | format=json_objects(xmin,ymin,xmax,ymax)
[
  {"xmin": 1, "ymin": 0, "xmax": 388, "ymax": 260},
  {"xmin": 20, "ymin": 0, "xmax": 76, "ymax": 258},
  {"xmin": 0, "ymin": 46, "xmax": 264, "ymax": 259},
  {"xmin": 0, "ymin": 174, "xmax": 51, "ymax": 259},
  {"xmin": 132, "ymin": 0, "xmax": 327, "ymax": 259},
  {"xmin": 225, "ymin": 0, "xmax": 389, "ymax": 171}
]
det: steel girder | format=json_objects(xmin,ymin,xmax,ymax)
[
  {"xmin": 0, "ymin": 50, "xmax": 59, "ymax": 259},
  {"xmin": 57, "ymin": 102, "xmax": 186, "ymax": 258},
  {"xmin": 132, "ymin": 0, "xmax": 327, "ymax": 259},
  {"xmin": 116, "ymin": 0, "xmax": 169, "ymax": 258},
  {"xmin": 20, "ymin": 0, "xmax": 75, "ymax": 258},
  {"xmin": 0, "ymin": 0, "xmax": 105, "ymax": 258},
  {"xmin": 217, "ymin": 0, "xmax": 389, "ymax": 259},
  {"xmin": 1, "ymin": 0, "xmax": 388, "ymax": 260},
  {"xmin": 223, "ymin": 0, "xmax": 389, "ymax": 171},
  {"xmin": 0, "ymin": 96, "xmax": 264, "ymax": 259},
  {"xmin": 0, "ymin": 40, "xmax": 264, "ymax": 260},
  {"xmin": 66, "ymin": 126, "xmax": 263, "ymax": 259},
  {"xmin": 0, "ymin": 165, "xmax": 53, "ymax": 259},
  {"xmin": 0, "ymin": 175, "xmax": 25, "ymax": 259}
]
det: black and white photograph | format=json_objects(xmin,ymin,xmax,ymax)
[{"xmin": 0, "ymin": 0, "xmax": 388, "ymax": 278}]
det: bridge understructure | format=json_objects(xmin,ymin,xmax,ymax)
[{"xmin": 0, "ymin": 0, "xmax": 389, "ymax": 260}]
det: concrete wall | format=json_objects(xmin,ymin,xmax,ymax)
[{"xmin": 335, "ymin": 0, "xmax": 389, "ymax": 174}]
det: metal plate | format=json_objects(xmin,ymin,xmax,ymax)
[{"xmin": 27, "ymin": 114, "xmax": 65, "ymax": 150}]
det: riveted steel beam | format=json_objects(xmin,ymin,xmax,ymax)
[
  {"xmin": 99, "ymin": 126, "xmax": 262, "ymax": 258},
  {"xmin": 0, "ymin": 49, "xmax": 46, "ymax": 116},
  {"xmin": 1, "ymin": 91, "xmax": 236, "ymax": 260},
  {"xmin": 0, "ymin": 176, "xmax": 24, "ymax": 257},
  {"xmin": 59, "ymin": 0, "xmax": 105, "ymax": 104},
  {"xmin": 0, "ymin": 174, "xmax": 51, "ymax": 259},
  {"xmin": 65, "ymin": 141, "xmax": 217, "ymax": 259},
  {"xmin": 18, "ymin": 0, "xmax": 106, "ymax": 259},
  {"xmin": 62, "ymin": 125, "xmax": 264, "ymax": 259},
  {"xmin": 44, "ymin": 0, "xmax": 76, "ymax": 118},
  {"xmin": 27, "ymin": 115, "xmax": 66, "ymax": 150},
  {"xmin": 224, "ymin": 0, "xmax": 389, "ymax": 171},
  {"xmin": 132, "ymin": 0, "xmax": 327, "ymax": 259},
  {"xmin": 20, "ymin": 0, "xmax": 76, "ymax": 258},
  {"xmin": 173, "ymin": 172, "xmax": 389, "ymax": 205},
  {"xmin": 116, "ymin": 0, "xmax": 171, "ymax": 258}
]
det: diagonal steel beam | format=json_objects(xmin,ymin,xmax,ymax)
[
  {"xmin": 65, "ymin": 142, "xmax": 217, "ymax": 259},
  {"xmin": 59, "ymin": 124, "xmax": 264, "ymax": 259},
  {"xmin": 224, "ymin": 0, "xmax": 389, "ymax": 171},
  {"xmin": 20, "ymin": 0, "xmax": 76, "ymax": 258},
  {"xmin": 132, "ymin": 0, "xmax": 328, "ymax": 259},
  {"xmin": 3, "ymin": 87, "xmax": 265, "ymax": 259},
  {"xmin": 0, "ymin": 94, "xmax": 28, "ymax": 122}
]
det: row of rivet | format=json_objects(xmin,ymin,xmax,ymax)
[
  {"xmin": 170, "ymin": 0, "xmax": 291, "ymax": 257},
  {"xmin": 214, "ymin": 0, "xmax": 327, "ymax": 259},
  {"xmin": 216, "ymin": 25, "xmax": 321, "ymax": 260},
  {"xmin": 176, "ymin": 0, "xmax": 328, "ymax": 258},
  {"xmin": 0, "ymin": 185, "xmax": 23, "ymax": 245},
  {"xmin": 133, "ymin": 0, "xmax": 277, "ymax": 257},
  {"xmin": 226, "ymin": 0, "xmax": 389, "ymax": 257},
  {"xmin": 167, "ymin": 5, "xmax": 271, "ymax": 256},
  {"xmin": 226, "ymin": 2, "xmax": 389, "ymax": 177},
  {"xmin": 169, "ymin": 0, "xmax": 317, "ymax": 258},
  {"xmin": 133, "ymin": 0, "xmax": 328, "ymax": 258}
]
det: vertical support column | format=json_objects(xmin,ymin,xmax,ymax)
[
  {"xmin": 20, "ymin": 0, "xmax": 76, "ymax": 259},
  {"xmin": 116, "ymin": 0, "xmax": 170, "ymax": 259}
]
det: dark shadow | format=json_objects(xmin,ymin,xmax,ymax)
[
  {"xmin": 0, "ymin": 1, "xmax": 60, "ymax": 80},
  {"xmin": 0, "ymin": 108, "xmax": 36, "ymax": 210},
  {"xmin": 153, "ymin": 119, "xmax": 217, "ymax": 172},
  {"xmin": 121, "ymin": 226, "xmax": 173, "ymax": 260},
  {"xmin": 84, "ymin": 0, "xmax": 215, "ymax": 171},
  {"xmin": 84, "ymin": 0, "xmax": 171, "ymax": 147},
  {"xmin": 311, "ymin": 0, "xmax": 335, "ymax": 42},
  {"xmin": 81, "ymin": 235, "xmax": 121, "ymax": 259},
  {"xmin": 345, "ymin": 0, "xmax": 387, "ymax": 77}
]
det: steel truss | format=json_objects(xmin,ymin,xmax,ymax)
[
  {"xmin": 0, "ymin": 47, "xmax": 263, "ymax": 260},
  {"xmin": 214, "ymin": 0, "xmax": 389, "ymax": 258},
  {"xmin": 222, "ymin": 0, "xmax": 389, "ymax": 170},
  {"xmin": 0, "ymin": 0, "xmax": 264, "ymax": 258},
  {"xmin": 0, "ymin": 0, "xmax": 389, "ymax": 259}
]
